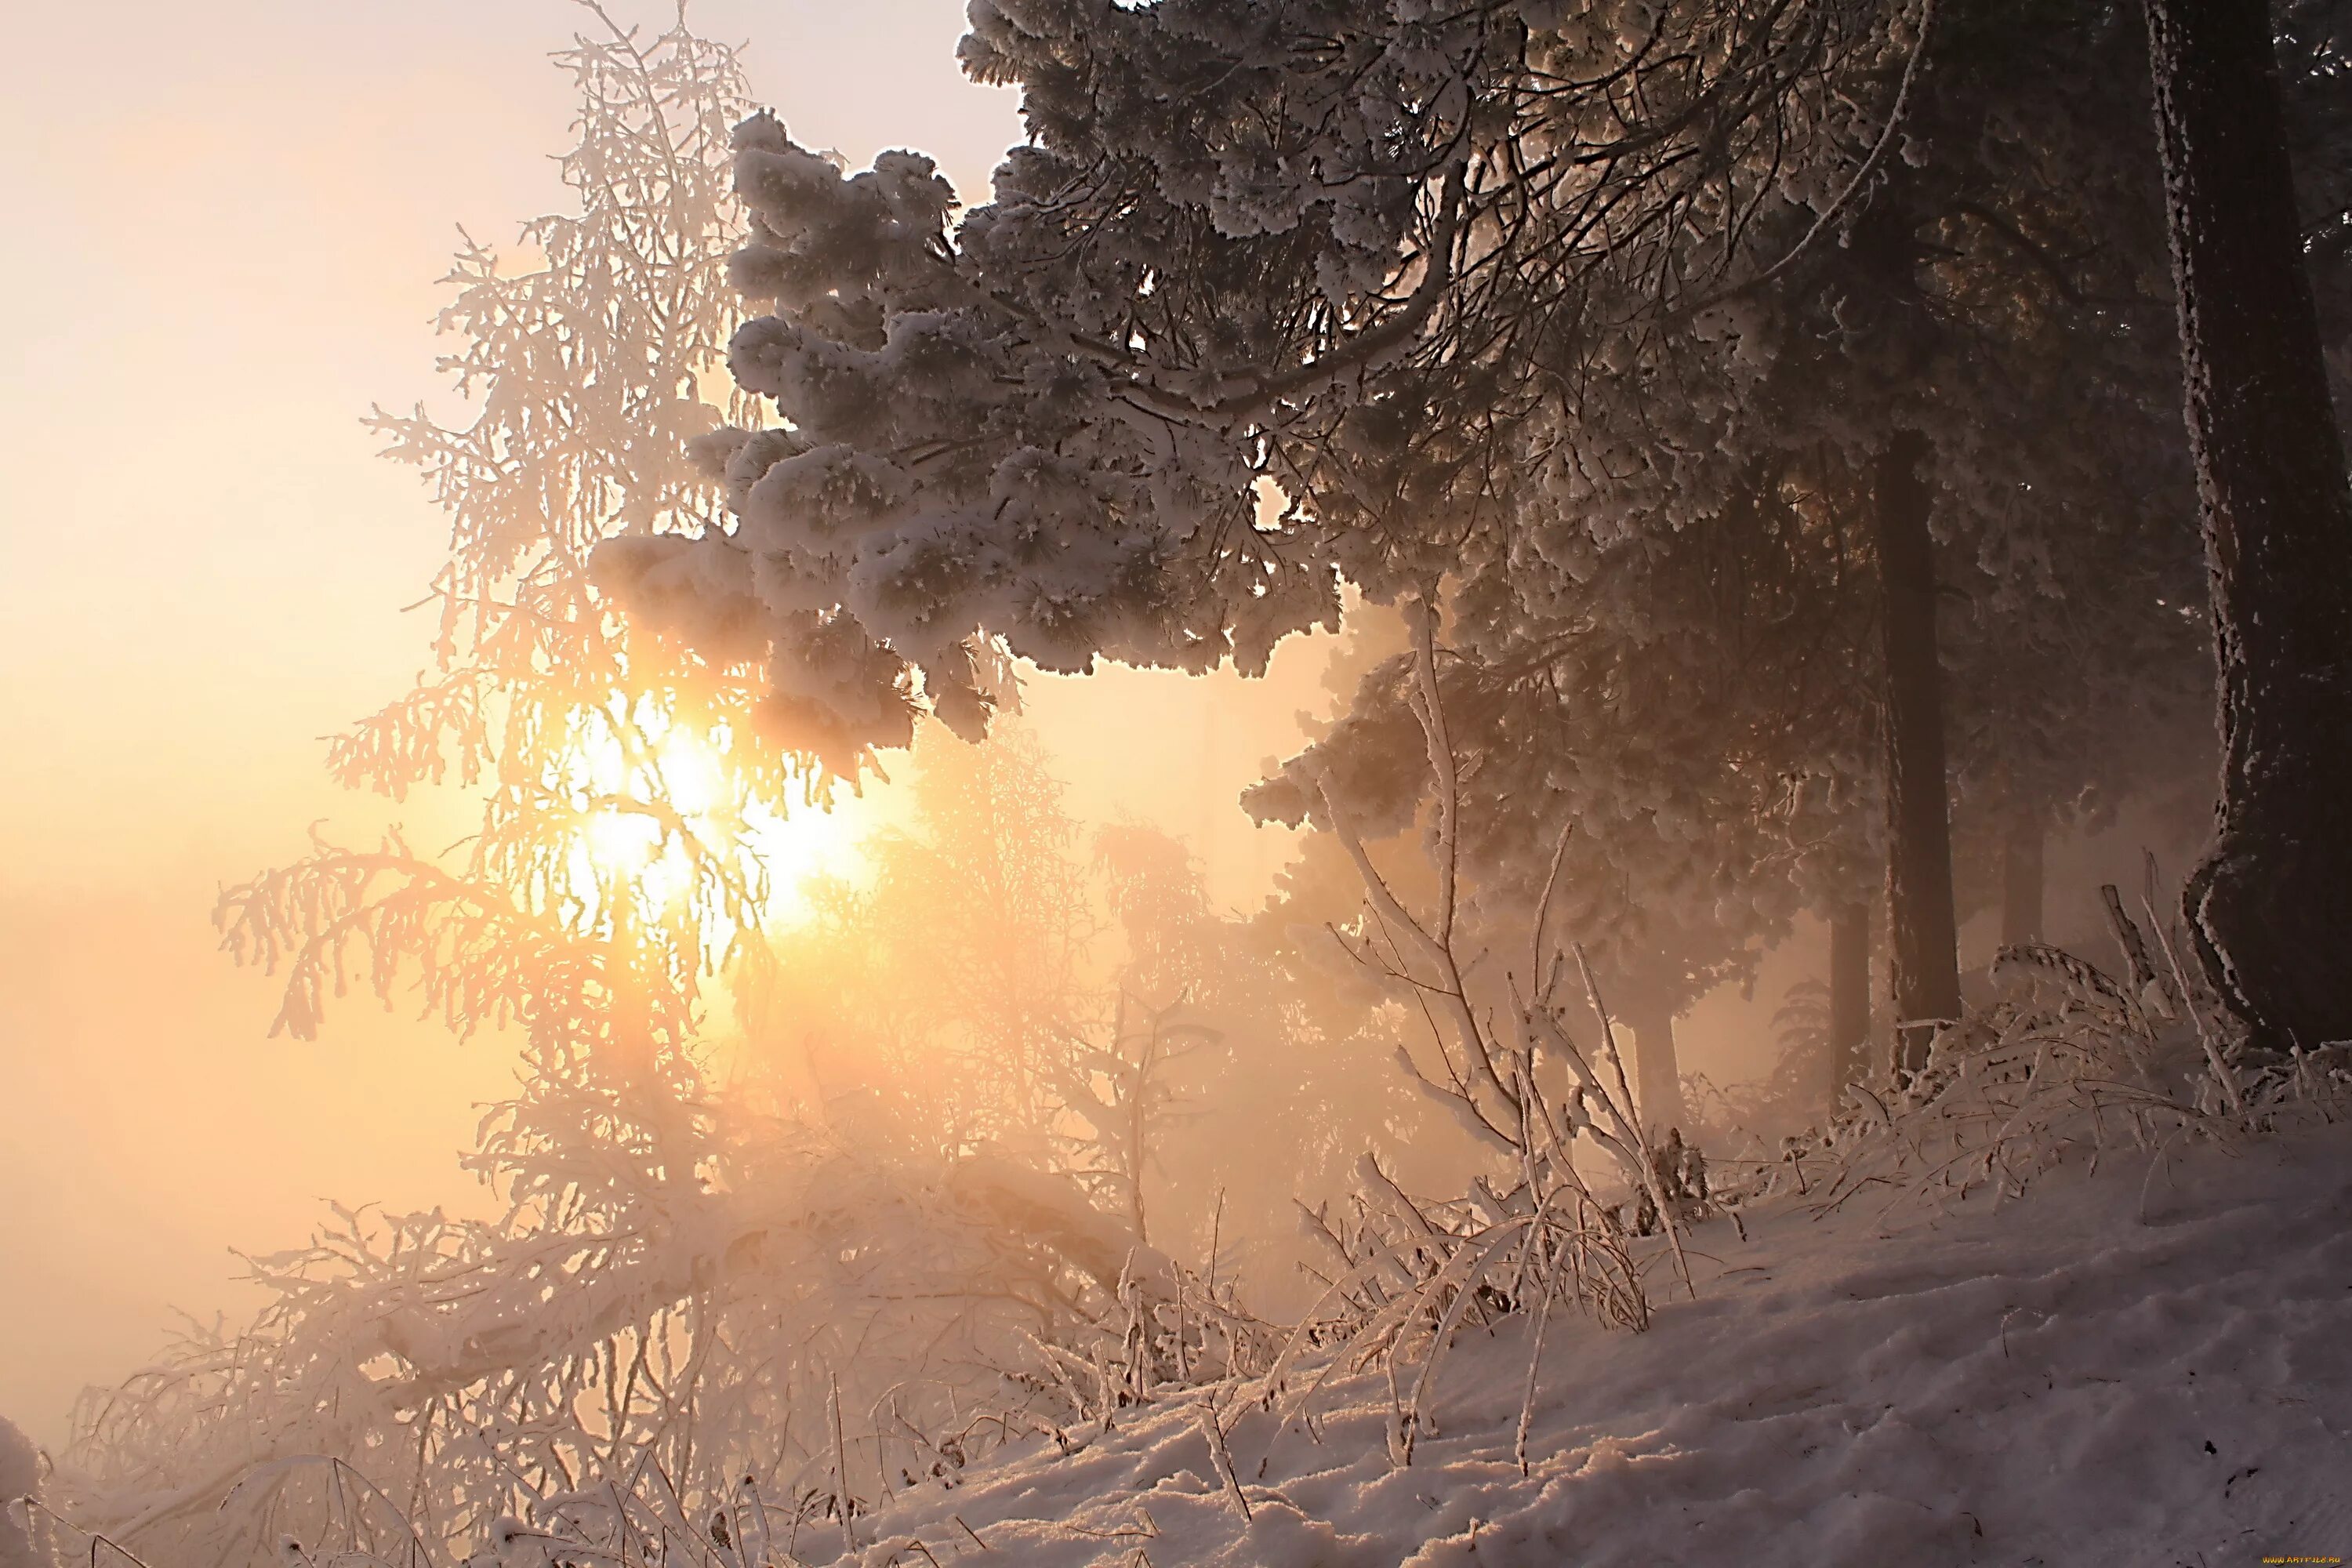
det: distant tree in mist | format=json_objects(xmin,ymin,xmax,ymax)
[
  {"xmin": 1092, "ymin": 817, "xmax": 1464, "ymax": 1282},
  {"xmin": 736, "ymin": 725, "xmax": 1430, "ymax": 1283},
  {"xmin": 735, "ymin": 720, "xmax": 1096, "ymax": 1149}
]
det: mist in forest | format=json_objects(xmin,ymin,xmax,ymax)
[
  {"xmin": 0, "ymin": 0, "xmax": 1297, "ymax": 1442},
  {"xmin": 0, "ymin": 0, "xmax": 1427, "ymax": 1447},
  {"xmin": 9, "ymin": 0, "xmax": 2328, "ymax": 1563},
  {"xmin": 0, "ymin": 0, "xmax": 2217, "ymax": 1444}
]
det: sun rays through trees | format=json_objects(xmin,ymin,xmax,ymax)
[{"xmin": 20, "ymin": 0, "xmax": 2352, "ymax": 1563}]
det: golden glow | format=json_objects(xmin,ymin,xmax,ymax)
[
  {"xmin": 0, "ymin": 0, "xmax": 1033, "ymax": 1445},
  {"xmin": 564, "ymin": 705, "xmax": 866, "ymax": 935},
  {"xmin": 742, "ymin": 800, "xmax": 868, "ymax": 918}
]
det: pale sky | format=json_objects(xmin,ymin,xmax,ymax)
[{"xmin": 0, "ymin": 0, "xmax": 1338, "ymax": 1443}]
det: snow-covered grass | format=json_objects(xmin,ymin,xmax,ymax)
[{"xmin": 812, "ymin": 1126, "xmax": 2352, "ymax": 1568}]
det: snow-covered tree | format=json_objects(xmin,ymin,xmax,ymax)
[
  {"xmin": 57, "ymin": 17, "xmax": 1184, "ymax": 1563},
  {"xmin": 597, "ymin": 0, "xmax": 2241, "ymax": 1097},
  {"xmin": 59, "ymin": 14, "xmax": 787, "ymax": 1557},
  {"xmin": 593, "ymin": 0, "xmax": 1911, "ymax": 742},
  {"xmin": 228, "ymin": 1, "xmax": 782, "ymax": 1080}
]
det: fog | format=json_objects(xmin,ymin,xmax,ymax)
[
  {"xmin": 0, "ymin": 0, "xmax": 1342, "ymax": 1443},
  {"xmin": 0, "ymin": 8, "xmax": 2239, "ymax": 1559}
]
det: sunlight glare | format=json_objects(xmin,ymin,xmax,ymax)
[{"xmin": 565, "ymin": 709, "xmax": 869, "ymax": 933}]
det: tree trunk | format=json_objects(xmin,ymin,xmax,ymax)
[
  {"xmin": 2000, "ymin": 804, "xmax": 2045, "ymax": 949},
  {"xmin": 1873, "ymin": 430, "xmax": 1964, "ymax": 1073},
  {"xmin": 1621, "ymin": 991, "xmax": 1687, "ymax": 1138},
  {"xmin": 2143, "ymin": 0, "xmax": 2352, "ymax": 1047},
  {"xmin": 1829, "ymin": 901, "xmax": 1872, "ymax": 1106}
]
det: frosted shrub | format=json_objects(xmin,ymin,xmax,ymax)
[
  {"xmin": 1231, "ymin": 603, "xmax": 1744, "ymax": 1469},
  {"xmin": 1788, "ymin": 876, "xmax": 2352, "ymax": 1221}
]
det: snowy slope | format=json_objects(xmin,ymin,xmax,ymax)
[{"xmin": 815, "ymin": 1131, "xmax": 2352, "ymax": 1567}]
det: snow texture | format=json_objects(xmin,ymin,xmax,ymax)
[{"xmin": 802, "ymin": 1131, "xmax": 2352, "ymax": 1566}]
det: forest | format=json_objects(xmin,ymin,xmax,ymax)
[{"xmin": 5, "ymin": 0, "xmax": 2352, "ymax": 1562}]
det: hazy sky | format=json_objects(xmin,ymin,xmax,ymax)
[{"xmin": 0, "ymin": 0, "xmax": 1338, "ymax": 1443}]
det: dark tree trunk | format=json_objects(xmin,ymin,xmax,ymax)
[
  {"xmin": 1829, "ymin": 901, "xmax": 1873, "ymax": 1105},
  {"xmin": 1873, "ymin": 430, "xmax": 1964, "ymax": 1073},
  {"xmin": 1620, "ymin": 991, "xmax": 1686, "ymax": 1138},
  {"xmin": 2143, "ymin": 0, "xmax": 2352, "ymax": 1047},
  {"xmin": 2000, "ymin": 804, "xmax": 2045, "ymax": 949}
]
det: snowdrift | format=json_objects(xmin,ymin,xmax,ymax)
[{"xmin": 811, "ymin": 1131, "xmax": 2352, "ymax": 1567}]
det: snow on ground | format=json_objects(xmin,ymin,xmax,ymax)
[{"xmin": 822, "ymin": 1131, "xmax": 2352, "ymax": 1566}]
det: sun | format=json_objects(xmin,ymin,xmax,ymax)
[{"xmin": 561, "ymin": 702, "xmax": 869, "ymax": 935}]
